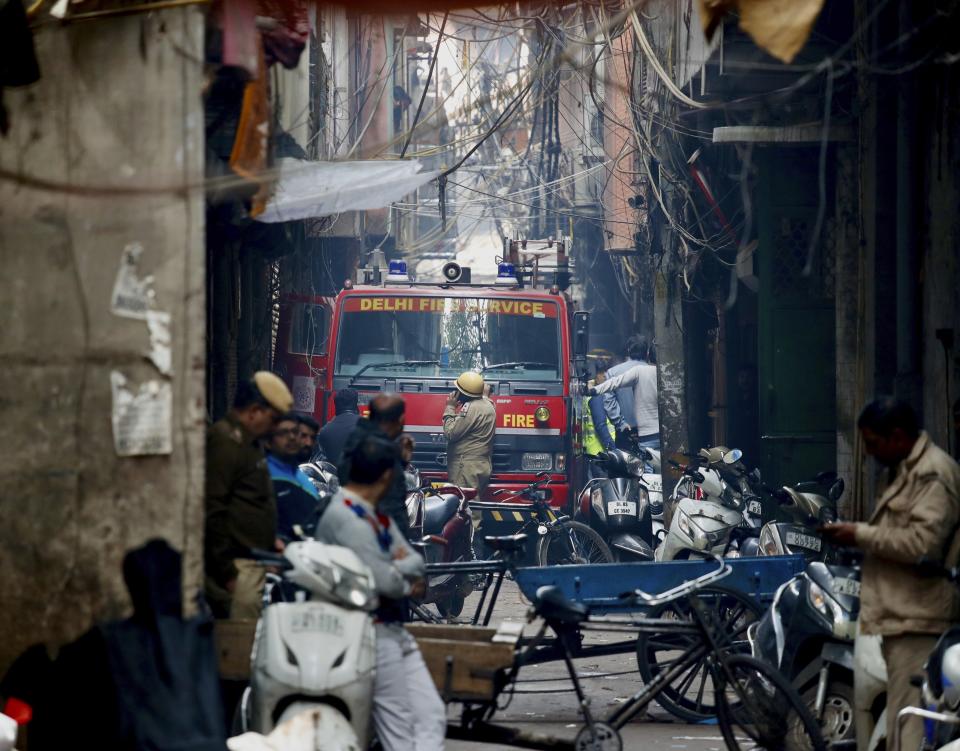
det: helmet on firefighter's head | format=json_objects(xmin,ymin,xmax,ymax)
[{"xmin": 455, "ymin": 371, "xmax": 485, "ymax": 398}]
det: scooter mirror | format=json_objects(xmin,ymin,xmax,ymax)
[
  {"xmin": 828, "ymin": 478, "xmax": 846, "ymax": 502},
  {"xmin": 723, "ymin": 449, "xmax": 743, "ymax": 465}
]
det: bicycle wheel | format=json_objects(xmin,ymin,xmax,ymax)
[
  {"xmin": 538, "ymin": 521, "xmax": 614, "ymax": 565},
  {"xmin": 715, "ymin": 654, "xmax": 827, "ymax": 751},
  {"xmin": 635, "ymin": 586, "xmax": 761, "ymax": 722}
]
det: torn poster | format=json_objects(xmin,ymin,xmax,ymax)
[
  {"xmin": 110, "ymin": 371, "xmax": 172, "ymax": 456},
  {"xmin": 146, "ymin": 310, "xmax": 172, "ymax": 377},
  {"xmin": 110, "ymin": 242, "xmax": 156, "ymax": 320},
  {"xmin": 292, "ymin": 375, "xmax": 316, "ymax": 413}
]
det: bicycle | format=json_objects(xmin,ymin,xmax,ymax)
[
  {"xmin": 466, "ymin": 557, "xmax": 827, "ymax": 751},
  {"xmin": 480, "ymin": 471, "xmax": 614, "ymax": 566}
]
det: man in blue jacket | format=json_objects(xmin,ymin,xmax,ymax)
[{"xmin": 266, "ymin": 414, "xmax": 321, "ymax": 540}]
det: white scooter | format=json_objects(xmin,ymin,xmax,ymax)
[
  {"xmin": 656, "ymin": 449, "xmax": 746, "ymax": 561},
  {"xmin": 231, "ymin": 541, "xmax": 378, "ymax": 751}
]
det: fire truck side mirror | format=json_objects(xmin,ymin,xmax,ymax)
[{"xmin": 573, "ymin": 311, "xmax": 590, "ymax": 361}]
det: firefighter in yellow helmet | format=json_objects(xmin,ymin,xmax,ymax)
[{"xmin": 443, "ymin": 371, "xmax": 496, "ymax": 493}]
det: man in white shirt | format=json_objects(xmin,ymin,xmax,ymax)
[{"xmin": 592, "ymin": 337, "xmax": 659, "ymax": 450}]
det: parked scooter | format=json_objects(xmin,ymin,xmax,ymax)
[
  {"xmin": 656, "ymin": 450, "xmax": 748, "ymax": 561},
  {"xmin": 750, "ymin": 550, "xmax": 862, "ymax": 744},
  {"xmin": 298, "ymin": 459, "xmax": 340, "ymax": 530},
  {"xmin": 577, "ymin": 447, "xmax": 657, "ymax": 561},
  {"xmin": 405, "ymin": 467, "xmax": 474, "ymax": 617},
  {"xmin": 757, "ymin": 474, "xmax": 845, "ymax": 561},
  {"xmin": 235, "ymin": 541, "xmax": 378, "ymax": 750},
  {"xmin": 893, "ymin": 560, "xmax": 960, "ymax": 751}
]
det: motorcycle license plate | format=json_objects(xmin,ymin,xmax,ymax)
[
  {"xmin": 785, "ymin": 530, "xmax": 822, "ymax": 552},
  {"xmin": 747, "ymin": 500, "xmax": 763, "ymax": 515},
  {"xmin": 645, "ymin": 476, "xmax": 663, "ymax": 493},
  {"xmin": 833, "ymin": 577, "xmax": 861, "ymax": 597},
  {"xmin": 608, "ymin": 500, "xmax": 637, "ymax": 516},
  {"xmin": 290, "ymin": 608, "xmax": 345, "ymax": 637}
]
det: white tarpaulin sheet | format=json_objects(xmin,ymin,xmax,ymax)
[{"xmin": 256, "ymin": 158, "xmax": 440, "ymax": 223}]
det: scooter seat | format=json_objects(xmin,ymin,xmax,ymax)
[
  {"xmin": 534, "ymin": 585, "xmax": 590, "ymax": 625},
  {"xmin": 423, "ymin": 495, "xmax": 460, "ymax": 536},
  {"xmin": 483, "ymin": 533, "xmax": 528, "ymax": 553}
]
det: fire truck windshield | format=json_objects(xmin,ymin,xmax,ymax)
[{"xmin": 334, "ymin": 296, "xmax": 561, "ymax": 381}]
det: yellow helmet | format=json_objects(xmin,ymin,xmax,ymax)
[{"xmin": 455, "ymin": 371, "xmax": 485, "ymax": 398}]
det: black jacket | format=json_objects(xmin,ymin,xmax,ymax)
[{"xmin": 316, "ymin": 411, "xmax": 360, "ymax": 464}]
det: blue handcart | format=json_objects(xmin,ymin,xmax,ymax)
[
  {"xmin": 426, "ymin": 548, "xmax": 808, "ymax": 745},
  {"xmin": 513, "ymin": 554, "xmax": 805, "ymax": 613}
]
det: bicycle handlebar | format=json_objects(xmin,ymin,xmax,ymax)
[{"xmin": 622, "ymin": 556, "xmax": 731, "ymax": 607}]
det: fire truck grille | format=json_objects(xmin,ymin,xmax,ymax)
[{"xmin": 411, "ymin": 446, "xmax": 513, "ymax": 472}]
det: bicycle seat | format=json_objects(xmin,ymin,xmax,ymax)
[
  {"xmin": 534, "ymin": 585, "xmax": 590, "ymax": 625},
  {"xmin": 423, "ymin": 495, "xmax": 460, "ymax": 535},
  {"xmin": 483, "ymin": 533, "xmax": 528, "ymax": 554}
]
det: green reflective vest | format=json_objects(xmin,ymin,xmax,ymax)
[{"xmin": 582, "ymin": 397, "xmax": 615, "ymax": 456}]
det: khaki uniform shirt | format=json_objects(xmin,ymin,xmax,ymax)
[
  {"xmin": 856, "ymin": 432, "xmax": 960, "ymax": 635},
  {"xmin": 443, "ymin": 397, "xmax": 496, "ymax": 486},
  {"xmin": 204, "ymin": 413, "xmax": 277, "ymax": 588}
]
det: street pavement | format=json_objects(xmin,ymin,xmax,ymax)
[{"xmin": 439, "ymin": 577, "xmax": 724, "ymax": 750}]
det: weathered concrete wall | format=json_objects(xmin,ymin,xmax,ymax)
[
  {"xmin": 0, "ymin": 11, "xmax": 205, "ymax": 674},
  {"xmin": 922, "ymin": 62, "xmax": 960, "ymax": 456}
]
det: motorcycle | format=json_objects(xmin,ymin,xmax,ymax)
[
  {"xmin": 656, "ymin": 449, "xmax": 752, "ymax": 561},
  {"xmin": 298, "ymin": 460, "xmax": 340, "ymax": 532},
  {"xmin": 749, "ymin": 550, "xmax": 862, "ymax": 744},
  {"xmin": 404, "ymin": 465, "xmax": 474, "ymax": 618},
  {"xmin": 577, "ymin": 447, "xmax": 657, "ymax": 561},
  {"xmin": 234, "ymin": 541, "xmax": 378, "ymax": 750},
  {"xmin": 896, "ymin": 560, "xmax": 960, "ymax": 751},
  {"xmin": 757, "ymin": 473, "xmax": 845, "ymax": 561}
]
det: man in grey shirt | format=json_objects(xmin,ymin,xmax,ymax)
[
  {"xmin": 316, "ymin": 434, "xmax": 445, "ymax": 751},
  {"xmin": 597, "ymin": 336, "xmax": 660, "ymax": 450}
]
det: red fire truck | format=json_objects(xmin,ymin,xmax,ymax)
[{"xmin": 274, "ymin": 246, "xmax": 590, "ymax": 511}]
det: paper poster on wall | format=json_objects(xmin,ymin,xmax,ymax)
[
  {"xmin": 110, "ymin": 242, "xmax": 156, "ymax": 320},
  {"xmin": 110, "ymin": 371, "xmax": 172, "ymax": 456},
  {"xmin": 292, "ymin": 375, "xmax": 316, "ymax": 413}
]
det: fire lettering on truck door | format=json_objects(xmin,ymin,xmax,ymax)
[{"xmin": 503, "ymin": 414, "xmax": 535, "ymax": 428}]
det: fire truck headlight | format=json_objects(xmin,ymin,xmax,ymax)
[{"xmin": 534, "ymin": 406, "xmax": 550, "ymax": 424}]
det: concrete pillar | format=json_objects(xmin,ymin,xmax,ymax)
[
  {"xmin": 833, "ymin": 142, "xmax": 864, "ymax": 519},
  {"xmin": 0, "ymin": 10, "xmax": 205, "ymax": 673},
  {"xmin": 653, "ymin": 185, "xmax": 689, "ymax": 495}
]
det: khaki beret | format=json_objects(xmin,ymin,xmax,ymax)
[{"xmin": 253, "ymin": 371, "xmax": 293, "ymax": 413}]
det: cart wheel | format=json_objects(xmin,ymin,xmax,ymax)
[
  {"xmin": 635, "ymin": 585, "xmax": 761, "ymax": 722},
  {"xmin": 716, "ymin": 654, "xmax": 827, "ymax": 751},
  {"xmin": 574, "ymin": 721, "xmax": 622, "ymax": 751},
  {"xmin": 436, "ymin": 594, "xmax": 465, "ymax": 618}
]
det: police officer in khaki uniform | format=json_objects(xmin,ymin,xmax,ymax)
[
  {"xmin": 443, "ymin": 372, "xmax": 496, "ymax": 493},
  {"xmin": 205, "ymin": 371, "xmax": 293, "ymax": 619}
]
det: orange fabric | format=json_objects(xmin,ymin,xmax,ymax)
[{"xmin": 228, "ymin": 39, "xmax": 270, "ymax": 216}]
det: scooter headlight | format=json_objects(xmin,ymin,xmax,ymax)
[
  {"xmin": 759, "ymin": 525, "xmax": 783, "ymax": 556},
  {"xmin": 332, "ymin": 565, "xmax": 377, "ymax": 610},
  {"xmin": 677, "ymin": 509, "xmax": 710, "ymax": 550},
  {"xmin": 807, "ymin": 580, "xmax": 851, "ymax": 637}
]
